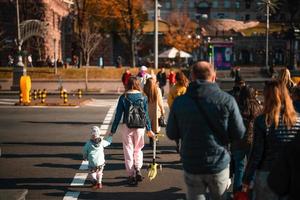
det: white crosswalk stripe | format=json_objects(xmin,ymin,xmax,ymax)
[
  {"xmin": 84, "ymin": 98, "xmax": 169, "ymax": 108},
  {"xmin": 84, "ymin": 99, "xmax": 118, "ymax": 107},
  {"xmin": 0, "ymin": 98, "xmax": 18, "ymax": 105}
]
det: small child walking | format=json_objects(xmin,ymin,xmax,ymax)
[{"xmin": 83, "ymin": 126, "xmax": 112, "ymax": 189}]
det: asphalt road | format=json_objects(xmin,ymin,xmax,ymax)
[{"xmin": 0, "ymin": 98, "xmax": 186, "ymax": 200}]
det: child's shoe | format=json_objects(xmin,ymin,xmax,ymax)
[{"xmin": 92, "ymin": 183, "xmax": 102, "ymax": 189}]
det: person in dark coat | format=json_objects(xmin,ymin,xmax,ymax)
[
  {"xmin": 242, "ymin": 80, "xmax": 300, "ymax": 200},
  {"xmin": 267, "ymin": 133, "xmax": 300, "ymax": 200},
  {"xmin": 167, "ymin": 61, "xmax": 245, "ymax": 200},
  {"xmin": 156, "ymin": 68, "xmax": 167, "ymax": 97}
]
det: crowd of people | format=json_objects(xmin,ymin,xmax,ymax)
[{"xmin": 82, "ymin": 63, "xmax": 300, "ymax": 200}]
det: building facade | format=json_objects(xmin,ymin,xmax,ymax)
[
  {"xmin": 145, "ymin": 0, "xmax": 300, "ymax": 67},
  {"xmin": 0, "ymin": 0, "xmax": 73, "ymax": 66}
]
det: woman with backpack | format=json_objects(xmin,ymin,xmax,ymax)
[
  {"xmin": 144, "ymin": 77, "xmax": 165, "ymax": 147},
  {"xmin": 109, "ymin": 76, "xmax": 155, "ymax": 186}
]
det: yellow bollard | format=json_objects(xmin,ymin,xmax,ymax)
[
  {"xmin": 38, "ymin": 89, "xmax": 42, "ymax": 99},
  {"xmin": 20, "ymin": 75, "xmax": 31, "ymax": 104},
  {"xmin": 41, "ymin": 89, "xmax": 47, "ymax": 104},
  {"xmin": 33, "ymin": 89, "xmax": 37, "ymax": 100},
  {"xmin": 78, "ymin": 89, "xmax": 82, "ymax": 99},
  {"xmin": 63, "ymin": 91, "xmax": 68, "ymax": 104}
]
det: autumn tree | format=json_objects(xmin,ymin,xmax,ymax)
[
  {"xmin": 100, "ymin": 0, "xmax": 147, "ymax": 67},
  {"xmin": 74, "ymin": 0, "xmax": 107, "ymax": 66},
  {"xmin": 164, "ymin": 12, "xmax": 201, "ymax": 53}
]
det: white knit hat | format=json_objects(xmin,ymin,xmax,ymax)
[
  {"xmin": 91, "ymin": 126, "xmax": 104, "ymax": 138},
  {"xmin": 140, "ymin": 65, "xmax": 147, "ymax": 71}
]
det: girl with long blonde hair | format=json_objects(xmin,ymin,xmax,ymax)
[
  {"xmin": 277, "ymin": 68, "xmax": 295, "ymax": 93},
  {"xmin": 243, "ymin": 80, "xmax": 300, "ymax": 199}
]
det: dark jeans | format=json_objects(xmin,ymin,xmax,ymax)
[{"xmin": 232, "ymin": 150, "xmax": 248, "ymax": 193}]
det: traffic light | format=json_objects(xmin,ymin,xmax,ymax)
[{"xmin": 208, "ymin": 44, "xmax": 213, "ymax": 57}]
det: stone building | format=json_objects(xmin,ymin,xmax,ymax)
[{"xmin": 0, "ymin": 0, "xmax": 73, "ymax": 66}]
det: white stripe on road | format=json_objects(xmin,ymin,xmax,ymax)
[
  {"xmin": 79, "ymin": 160, "xmax": 89, "ymax": 170},
  {"xmin": 63, "ymin": 192, "xmax": 80, "ymax": 200},
  {"xmin": 63, "ymin": 104, "xmax": 117, "ymax": 199},
  {"xmin": 70, "ymin": 173, "xmax": 88, "ymax": 186}
]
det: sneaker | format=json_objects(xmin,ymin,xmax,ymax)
[
  {"xmin": 136, "ymin": 170, "xmax": 143, "ymax": 182},
  {"xmin": 128, "ymin": 176, "xmax": 137, "ymax": 186}
]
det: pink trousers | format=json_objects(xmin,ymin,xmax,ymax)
[{"xmin": 121, "ymin": 125, "xmax": 145, "ymax": 177}]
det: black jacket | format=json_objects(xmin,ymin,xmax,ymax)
[
  {"xmin": 243, "ymin": 114, "xmax": 300, "ymax": 184},
  {"xmin": 166, "ymin": 80, "xmax": 245, "ymax": 174},
  {"xmin": 267, "ymin": 133, "xmax": 300, "ymax": 200}
]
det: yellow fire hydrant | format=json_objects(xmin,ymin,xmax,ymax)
[{"xmin": 20, "ymin": 75, "xmax": 31, "ymax": 104}]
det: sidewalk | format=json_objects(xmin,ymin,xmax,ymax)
[
  {"xmin": 0, "ymin": 77, "xmax": 271, "ymax": 95},
  {"xmin": 0, "ymin": 79, "xmax": 126, "ymax": 94}
]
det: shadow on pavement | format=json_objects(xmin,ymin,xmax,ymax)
[
  {"xmin": 3, "ymin": 142, "xmax": 85, "ymax": 147},
  {"xmin": 21, "ymin": 121, "xmax": 104, "ymax": 125},
  {"xmin": 77, "ymin": 187, "xmax": 185, "ymax": 200},
  {"xmin": 3, "ymin": 153, "xmax": 81, "ymax": 160}
]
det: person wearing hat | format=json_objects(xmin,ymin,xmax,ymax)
[
  {"xmin": 83, "ymin": 126, "xmax": 112, "ymax": 189},
  {"xmin": 137, "ymin": 65, "xmax": 151, "ymax": 89}
]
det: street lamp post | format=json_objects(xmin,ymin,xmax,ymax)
[
  {"xmin": 154, "ymin": 0, "xmax": 158, "ymax": 69},
  {"xmin": 265, "ymin": 0, "xmax": 270, "ymax": 70},
  {"xmin": 11, "ymin": 0, "xmax": 26, "ymax": 91}
]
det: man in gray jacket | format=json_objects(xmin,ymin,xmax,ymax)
[{"xmin": 167, "ymin": 61, "xmax": 245, "ymax": 200}]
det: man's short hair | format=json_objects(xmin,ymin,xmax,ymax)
[{"xmin": 192, "ymin": 61, "xmax": 214, "ymax": 80}]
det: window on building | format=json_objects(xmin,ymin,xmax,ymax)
[
  {"xmin": 218, "ymin": 13, "xmax": 225, "ymax": 19},
  {"xmin": 177, "ymin": 0, "xmax": 183, "ymax": 9},
  {"xmin": 165, "ymin": 1, "xmax": 171, "ymax": 9},
  {"xmin": 235, "ymin": 1, "xmax": 240, "ymax": 8},
  {"xmin": 52, "ymin": 11, "xmax": 55, "ymax": 29},
  {"xmin": 224, "ymin": 0, "xmax": 231, "ymax": 8},
  {"xmin": 245, "ymin": 0, "xmax": 251, "ymax": 9},
  {"xmin": 189, "ymin": 1, "xmax": 194, "ymax": 8},
  {"xmin": 58, "ymin": 16, "xmax": 61, "ymax": 30},
  {"xmin": 198, "ymin": 2, "xmax": 209, "ymax": 8},
  {"xmin": 245, "ymin": 14, "xmax": 250, "ymax": 21},
  {"xmin": 212, "ymin": 1, "xmax": 218, "ymax": 8}
]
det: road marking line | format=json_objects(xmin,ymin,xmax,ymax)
[
  {"xmin": 63, "ymin": 104, "xmax": 117, "ymax": 199},
  {"xmin": 103, "ymin": 120, "xmax": 111, "ymax": 124},
  {"xmin": 70, "ymin": 173, "xmax": 88, "ymax": 186},
  {"xmin": 79, "ymin": 160, "xmax": 89, "ymax": 170},
  {"xmin": 63, "ymin": 192, "xmax": 80, "ymax": 200},
  {"xmin": 100, "ymin": 124, "xmax": 109, "ymax": 130}
]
